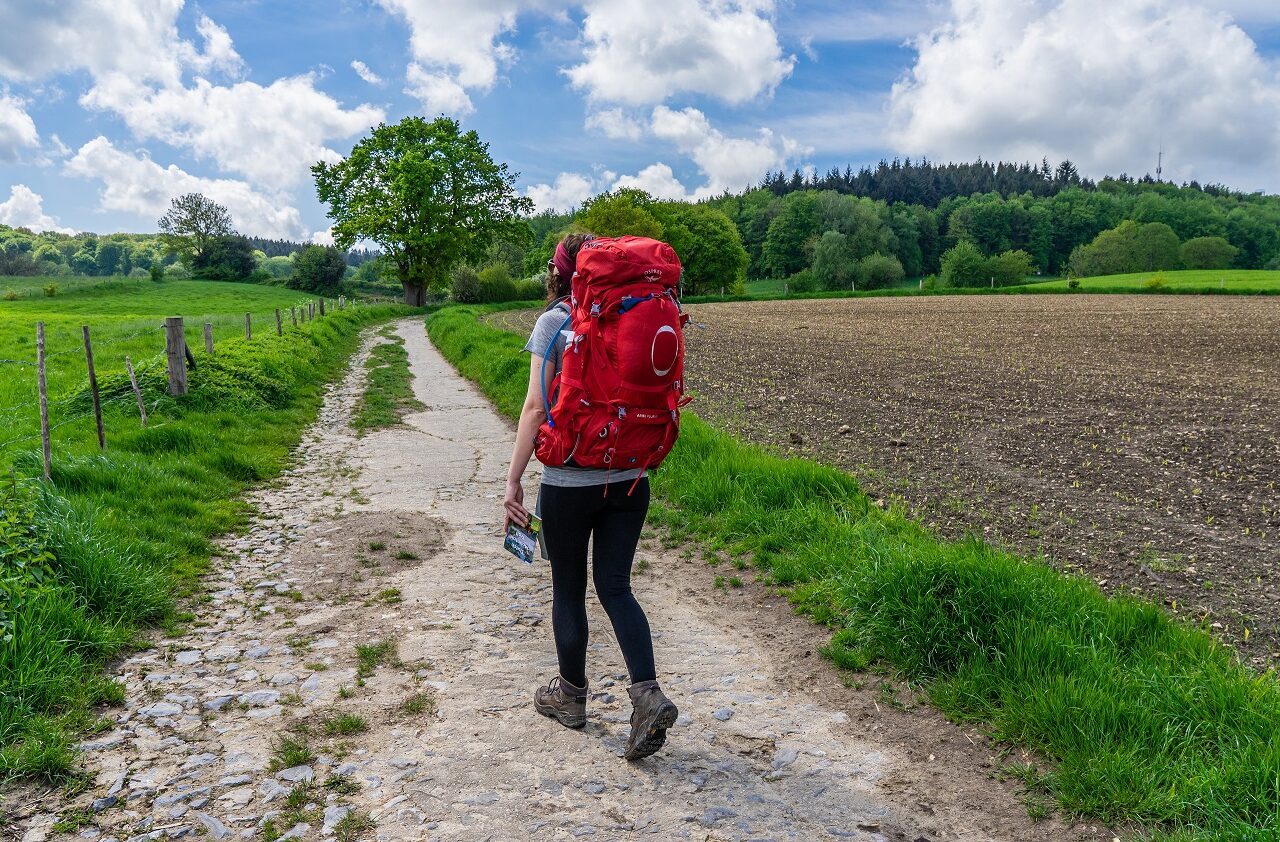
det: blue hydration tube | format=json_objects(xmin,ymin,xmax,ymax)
[{"xmin": 541, "ymin": 308, "xmax": 573, "ymax": 427}]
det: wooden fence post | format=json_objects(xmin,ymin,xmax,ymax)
[
  {"xmin": 245, "ymin": 313, "xmax": 252, "ymax": 340},
  {"xmin": 275, "ymin": 309, "xmax": 283, "ymax": 337},
  {"xmin": 35, "ymin": 322, "xmax": 51, "ymax": 481},
  {"xmin": 204, "ymin": 322, "xmax": 214, "ymax": 354},
  {"xmin": 125, "ymin": 355, "xmax": 147, "ymax": 428},
  {"xmin": 338, "ymin": 296, "xmax": 345, "ymax": 310},
  {"xmin": 82, "ymin": 325, "xmax": 106, "ymax": 452},
  {"xmin": 290, "ymin": 306, "xmax": 297, "ymax": 327},
  {"xmin": 164, "ymin": 317, "xmax": 187, "ymax": 396},
  {"xmin": 319, "ymin": 298, "xmax": 326, "ymax": 316}
]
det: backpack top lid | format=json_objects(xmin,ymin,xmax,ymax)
[{"xmin": 574, "ymin": 236, "xmax": 681, "ymax": 292}]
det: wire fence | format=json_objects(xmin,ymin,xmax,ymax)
[{"xmin": 0, "ymin": 295, "xmax": 357, "ymax": 479}]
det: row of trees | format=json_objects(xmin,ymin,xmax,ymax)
[
  {"xmin": 306, "ymin": 124, "xmax": 1280, "ymax": 303},
  {"xmin": 9, "ymin": 122, "xmax": 1280, "ymax": 304},
  {"xmin": 708, "ymin": 179, "xmax": 1280, "ymax": 289},
  {"xmin": 0, "ymin": 227, "xmax": 177, "ymax": 277},
  {"xmin": 761, "ymin": 157, "xmax": 1093, "ymax": 206},
  {"xmin": 1068, "ymin": 222, "xmax": 1238, "ymax": 277}
]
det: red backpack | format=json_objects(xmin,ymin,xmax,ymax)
[{"xmin": 535, "ymin": 236, "xmax": 691, "ymax": 490}]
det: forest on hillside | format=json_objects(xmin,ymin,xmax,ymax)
[
  {"xmin": 0, "ymin": 227, "xmax": 379, "ymax": 279},
  {"xmin": 5, "ymin": 158, "xmax": 1280, "ymax": 296}
]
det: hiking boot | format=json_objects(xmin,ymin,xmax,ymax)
[
  {"xmin": 533, "ymin": 675, "xmax": 587, "ymax": 729},
  {"xmin": 624, "ymin": 680, "xmax": 678, "ymax": 761}
]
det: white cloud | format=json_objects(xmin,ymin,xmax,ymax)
[
  {"xmin": 0, "ymin": 0, "xmax": 188, "ymax": 85},
  {"xmin": 311, "ymin": 228, "xmax": 336, "ymax": 246},
  {"xmin": 585, "ymin": 108, "xmax": 644, "ymax": 140},
  {"xmin": 537, "ymin": 107, "xmax": 804, "ymax": 205},
  {"xmin": 887, "ymin": 0, "xmax": 1280, "ymax": 188},
  {"xmin": 648, "ymin": 105, "xmax": 803, "ymax": 197},
  {"xmin": 0, "ymin": 92, "xmax": 39, "ymax": 161},
  {"xmin": 377, "ymin": 0, "xmax": 544, "ymax": 114},
  {"xmin": 0, "ymin": 185, "xmax": 74, "ymax": 234},
  {"xmin": 183, "ymin": 14, "xmax": 243, "ymax": 77},
  {"xmin": 65, "ymin": 137, "xmax": 307, "ymax": 240},
  {"xmin": 373, "ymin": 0, "xmax": 793, "ymax": 112},
  {"xmin": 351, "ymin": 60, "xmax": 383, "ymax": 86},
  {"xmin": 566, "ymin": 0, "xmax": 795, "ymax": 106},
  {"xmin": 405, "ymin": 61, "xmax": 475, "ymax": 115},
  {"xmin": 611, "ymin": 163, "xmax": 691, "ymax": 200},
  {"xmin": 84, "ymin": 75, "xmax": 383, "ymax": 192},
  {"xmin": 525, "ymin": 172, "xmax": 596, "ymax": 212},
  {"xmin": 0, "ymin": 2, "xmax": 381, "ymax": 192}
]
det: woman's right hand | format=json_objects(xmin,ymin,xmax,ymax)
[{"xmin": 503, "ymin": 478, "xmax": 530, "ymax": 530}]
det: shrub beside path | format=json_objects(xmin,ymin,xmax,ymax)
[{"xmin": 12, "ymin": 318, "xmax": 1086, "ymax": 842}]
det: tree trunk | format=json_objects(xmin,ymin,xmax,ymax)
[{"xmin": 402, "ymin": 281, "xmax": 426, "ymax": 306}]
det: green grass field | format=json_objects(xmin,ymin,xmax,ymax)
[
  {"xmin": 429, "ymin": 303, "xmax": 1280, "ymax": 842},
  {"xmin": 0, "ymin": 278, "xmax": 315, "ymax": 460},
  {"xmin": 1017, "ymin": 268, "xmax": 1280, "ymax": 292},
  {"xmin": 735, "ymin": 269, "xmax": 1280, "ymax": 301},
  {"xmin": 0, "ymin": 275, "xmax": 407, "ymax": 780}
]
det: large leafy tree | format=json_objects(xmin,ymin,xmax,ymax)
[
  {"xmin": 312, "ymin": 117, "xmax": 532, "ymax": 305},
  {"xmin": 158, "ymin": 193, "xmax": 234, "ymax": 266},
  {"xmin": 577, "ymin": 189, "xmax": 665, "ymax": 239},
  {"xmin": 1180, "ymin": 236, "xmax": 1238, "ymax": 269},
  {"xmin": 291, "ymin": 244, "xmax": 349, "ymax": 293},
  {"xmin": 653, "ymin": 202, "xmax": 748, "ymax": 296},
  {"xmin": 192, "ymin": 235, "xmax": 256, "ymax": 282}
]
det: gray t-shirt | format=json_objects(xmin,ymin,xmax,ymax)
[{"xmin": 523, "ymin": 303, "xmax": 646, "ymax": 488}]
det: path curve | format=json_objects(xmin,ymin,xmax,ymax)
[{"xmin": 11, "ymin": 318, "xmax": 1093, "ymax": 842}]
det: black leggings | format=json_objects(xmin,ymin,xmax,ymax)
[{"xmin": 538, "ymin": 478, "xmax": 655, "ymax": 688}]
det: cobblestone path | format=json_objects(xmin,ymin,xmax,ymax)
[{"xmin": 13, "ymin": 318, "xmax": 1088, "ymax": 842}]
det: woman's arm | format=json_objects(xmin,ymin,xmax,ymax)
[{"xmin": 504, "ymin": 353, "xmax": 556, "ymax": 529}]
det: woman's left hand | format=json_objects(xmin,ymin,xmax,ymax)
[{"xmin": 503, "ymin": 479, "xmax": 529, "ymax": 530}]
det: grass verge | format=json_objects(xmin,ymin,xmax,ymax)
[
  {"xmin": 351, "ymin": 328, "xmax": 423, "ymax": 434},
  {"xmin": 427, "ymin": 303, "xmax": 1280, "ymax": 842},
  {"xmin": 1, "ymin": 302, "xmax": 409, "ymax": 780}
]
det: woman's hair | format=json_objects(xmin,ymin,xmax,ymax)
[{"xmin": 547, "ymin": 232, "xmax": 594, "ymax": 305}]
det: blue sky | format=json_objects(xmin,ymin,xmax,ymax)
[{"xmin": 2, "ymin": 1, "xmax": 1279, "ymax": 239}]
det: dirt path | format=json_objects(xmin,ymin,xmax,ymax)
[{"xmin": 11, "ymin": 318, "xmax": 1099, "ymax": 842}]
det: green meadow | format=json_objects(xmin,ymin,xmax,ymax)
[
  {"xmin": 1018, "ymin": 268, "xmax": 1280, "ymax": 293},
  {"xmin": 733, "ymin": 269, "xmax": 1280, "ymax": 301},
  {"xmin": 429, "ymin": 303, "xmax": 1280, "ymax": 842},
  {"xmin": 0, "ymin": 276, "xmax": 407, "ymax": 779},
  {"xmin": 1, "ymin": 278, "xmax": 313, "ymax": 454}
]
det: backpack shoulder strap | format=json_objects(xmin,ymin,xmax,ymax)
[{"xmin": 540, "ymin": 300, "xmax": 573, "ymax": 427}]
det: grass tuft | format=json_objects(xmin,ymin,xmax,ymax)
[
  {"xmin": 322, "ymin": 713, "xmax": 369, "ymax": 736},
  {"xmin": 400, "ymin": 691, "xmax": 436, "ymax": 717},
  {"xmin": 268, "ymin": 734, "xmax": 314, "ymax": 772},
  {"xmin": 334, "ymin": 808, "xmax": 375, "ymax": 842},
  {"xmin": 354, "ymin": 640, "xmax": 396, "ymax": 678},
  {"xmin": 351, "ymin": 334, "xmax": 422, "ymax": 434}
]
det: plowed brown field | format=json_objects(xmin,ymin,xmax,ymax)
[{"xmin": 486, "ymin": 294, "xmax": 1280, "ymax": 666}]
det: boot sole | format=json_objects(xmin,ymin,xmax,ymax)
[
  {"xmin": 624, "ymin": 701, "xmax": 678, "ymax": 761},
  {"xmin": 534, "ymin": 700, "xmax": 586, "ymax": 729}
]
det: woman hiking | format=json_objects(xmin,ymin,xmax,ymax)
[{"xmin": 503, "ymin": 232, "xmax": 679, "ymax": 761}]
